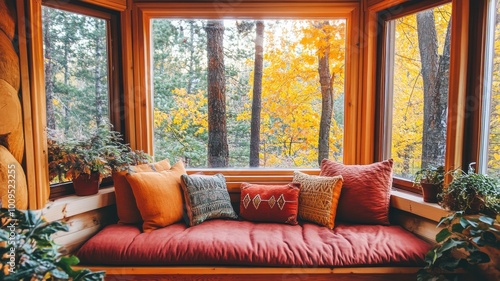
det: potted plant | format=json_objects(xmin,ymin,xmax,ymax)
[
  {"xmin": 417, "ymin": 211, "xmax": 499, "ymax": 281},
  {"xmin": 0, "ymin": 208, "xmax": 105, "ymax": 280},
  {"xmin": 414, "ymin": 165, "xmax": 445, "ymax": 203},
  {"xmin": 440, "ymin": 163, "xmax": 500, "ymax": 215},
  {"xmin": 48, "ymin": 124, "xmax": 150, "ymax": 196},
  {"xmin": 418, "ymin": 164, "xmax": 500, "ymax": 280}
]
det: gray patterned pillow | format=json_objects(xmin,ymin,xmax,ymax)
[{"xmin": 180, "ymin": 173, "xmax": 238, "ymax": 226}]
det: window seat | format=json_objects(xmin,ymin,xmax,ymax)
[{"xmin": 76, "ymin": 219, "xmax": 431, "ymax": 279}]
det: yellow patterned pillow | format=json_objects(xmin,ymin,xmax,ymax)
[{"xmin": 293, "ymin": 171, "xmax": 343, "ymax": 229}]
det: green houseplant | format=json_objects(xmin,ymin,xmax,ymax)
[
  {"xmin": 414, "ymin": 166, "xmax": 445, "ymax": 203},
  {"xmin": 0, "ymin": 208, "xmax": 105, "ymax": 280},
  {"xmin": 418, "ymin": 164, "xmax": 500, "ymax": 280},
  {"xmin": 440, "ymin": 164, "xmax": 500, "ymax": 215},
  {"xmin": 48, "ymin": 124, "xmax": 150, "ymax": 196}
]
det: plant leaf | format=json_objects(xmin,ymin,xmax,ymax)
[
  {"xmin": 73, "ymin": 269, "xmax": 106, "ymax": 281},
  {"xmin": 481, "ymin": 231, "xmax": 497, "ymax": 245},
  {"xmin": 451, "ymin": 223, "xmax": 464, "ymax": 233},
  {"xmin": 472, "ymin": 236, "xmax": 485, "ymax": 246},
  {"xmin": 436, "ymin": 228, "xmax": 451, "ymax": 243},
  {"xmin": 478, "ymin": 216, "xmax": 494, "ymax": 225},
  {"xmin": 440, "ymin": 238, "xmax": 467, "ymax": 252},
  {"xmin": 467, "ymin": 251, "xmax": 490, "ymax": 264}
]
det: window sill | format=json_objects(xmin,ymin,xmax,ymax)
[
  {"xmin": 43, "ymin": 187, "xmax": 116, "ymax": 222},
  {"xmin": 390, "ymin": 188, "xmax": 449, "ymax": 222}
]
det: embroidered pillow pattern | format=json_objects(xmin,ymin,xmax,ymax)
[{"xmin": 239, "ymin": 183, "xmax": 300, "ymax": 225}]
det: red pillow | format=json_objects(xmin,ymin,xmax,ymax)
[
  {"xmin": 240, "ymin": 183, "xmax": 300, "ymax": 225},
  {"xmin": 320, "ymin": 159, "xmax": 393, "ymax": 225}
]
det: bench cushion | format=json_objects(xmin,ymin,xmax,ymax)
[{"xmin": 77, "ymin": 220, "xmax": 430, "ymax": 267}]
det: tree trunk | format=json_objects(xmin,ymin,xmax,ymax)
[
  {"xmin": 94, "ymin": 20, "xmax": 105, "ymax": 127},
  {"xmin": 206, "ymin": 21, "xmax": 229, "ymax": 168},
  {"xmin": 317, "ymin": 21, "xmax": 334, "ymax": 166},
  {"xmin": 249, "ymin": 21, "xmax": 264, "ymax": 167},
  {"xmin": 187, "ymin": 20, "xmax": 195, "ymax": 95},
  {"xmin": 43, "ymin": 10, "xmax": 56, "ymax": 131},
  {"xmin": 417, "ymin": 11, "xmax": 450, "ymax": 169},
  {"xmin": 63, "ymin": 24, "xmax": 71, "ymax": 135}
]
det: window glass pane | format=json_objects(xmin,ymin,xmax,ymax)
[
  {"xmin": 42, "ymin": 6, "xmax": 110, "ymax": 183},
  {"xmin": 386, "ymin": 3, "xmax": 452, "ymax": 179},
  {"xmin": 485, "ymin": 0, "xmax": 500, "ymax": 177},
  {"xmin": 152, "ymin": 19, "xmax": 346, "ymax": 168}
]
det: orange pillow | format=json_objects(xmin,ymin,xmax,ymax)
[
  {"xmin": 113, "ymin": 159, "xmax": 171, "ymax": 224},
  {"xmin": 125, "ymin": 161, "xmax": 186, "ymax": 232},
  {"xmin": 240, "ymin": 183, "xmax": 300, "ymax": 225},
  {"xmin": 292, "ymin": 171, "xmax": 343, "ymax": 229},
  {"xmin": 320, "ymin": 159, "xmax": 393, "ymax": 225}
]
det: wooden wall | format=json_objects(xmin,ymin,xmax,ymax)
[
  {"xmin": 43, "ymin": 188, "xmax": 118, "ymax": 255},
  {"xmin": 0, "ymin": 0, "xmax": 28, "ymax": 210}
]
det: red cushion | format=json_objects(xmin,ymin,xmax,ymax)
[
  {"xmin": 320, "ymin": 159, "xmax": 393, "ymax": 225},
  {"xmin": 239, "ymin": 183, "xmax": 300, "ymax": 225},
  {"xmin": 77, "ymin": 220, "xmax": 430, "ymax": 267}
]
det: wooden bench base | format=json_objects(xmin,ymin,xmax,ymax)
[{"xmin": 78, "ymin": 266, "xmax": 422, "ymax": 281}]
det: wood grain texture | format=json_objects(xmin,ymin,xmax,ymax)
[
  {"xmin": 0, "ymin": 145, "xmax": 28, "ymax": 209},
  {"xmin": 102, "ymin": 273, "xmax": 418, "ymax": 281},
  {"xmin": 23, "ymin": 0, "xmax": 51, "ymax": 209},
  {"xmin": 390, "ymin": 208, "xmax": 441, "ymax": 243},
  {"xmin": 77, "ymin": 266, "xmax": 421, "ymax": 279},
  {"xmin": 445, "ymin": 0, "xmax": 470, "ymax": 176},
  {"xmin": 0, "ymin": 30, "xmax": 21, "ymax": 91},
  {"xmin": 80, "ymin": 0, "xmax": 127, "ymax": 11},
  {"xmin": 0, "ymin": 79, "xmax": 23, "ymax": 158},
  {"xmin": 0, "ymin": 0, "xmax": 16, "ymax": 40},
  {"xmin": 43, "ymin": 188, "xmax": 116, "ymax": 222}
]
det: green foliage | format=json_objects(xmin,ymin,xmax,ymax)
[
  {"xmin": 440, "ymin": 164, "xmax": 500, "ymax": 215},
  {"xmin": 414, "ymin": 165, "xmax": 446, "ymax": 186},
  {"xmin": 417, "ymin": 211, "xmax": 499, "ymax": 281},
  {"xmin": 42, "ymin": 6, "xmax": 110, "ymax": 136},
  {"xmin": 0, "ymin": 208, "xmax": 105, "ymax": 281},
  {"xmin": 152, "ymin": 19, "xmax": 345, "ymax": 168},
  {"xmin": 48, "ymin": 123, "xmax": 151, "ymax": 181}
]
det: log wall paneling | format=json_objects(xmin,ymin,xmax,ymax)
[
  {"xmin": 0, "ymin": 31, "xmax": 21, "ymax": 91},
  {"xmin": 0, "ymin": 146, "xmax": 28, "ymax": 209},
  {"xmin": 0, "ymin": 0, "xmax": 29, "ymax": 209},
  {"xmin": 0, "ymin": 78, "xmax": 24, "ymax": 163},
  {"xmin": 0, "ymin": 0, "xmax": 16, "ymax": 40},
  {"xmin": 53, "ymin": 206, "xmax": 118, "ymax": 255}
]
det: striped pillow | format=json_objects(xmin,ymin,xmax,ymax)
[{"xmin": 180, "ymin": 173, "xmax": 238, "ymax": 227}]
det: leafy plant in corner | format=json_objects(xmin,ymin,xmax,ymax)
[
  {"xmin": 417, "ymin": 211, "xmax": 499, "ymax": 281},
  {"xmin": 439, "ymin": 163, "xmax": 500, "ymax": 215},
  {"xmin": 0, "ymin": 208, "xmax": 105, "ymax": 280}
]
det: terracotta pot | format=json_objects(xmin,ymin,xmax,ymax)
[
  {"xmin": 420, "ymin": 183, "xmax": 439, "ymax": 203},
  {"xmin": 72, "ymin": 173, "xmax": 101, "ymax": 196}
]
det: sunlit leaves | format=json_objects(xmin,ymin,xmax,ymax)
[
  {"xmin": 390, "ymin": 4, "xmax": 452, "ymax": 179},
  {"xmin": 153, "ymin": 20, "xmax": 346, "ymax": 168}
]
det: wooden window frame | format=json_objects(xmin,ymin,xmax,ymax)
[
  {"xmin": 130, "ymin": 1, "xmax": 362, "ymax": 167},
  {"xmin": 468, "ymin": 0, "xmax": 495, "ymax": 174},
  {"xmin": 18, "ymin": 0, "xmax": 125, "ymax": 204},
  {"xmin": 367, "ymin": 0, "xmax": 471, "ymax": 192}
]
